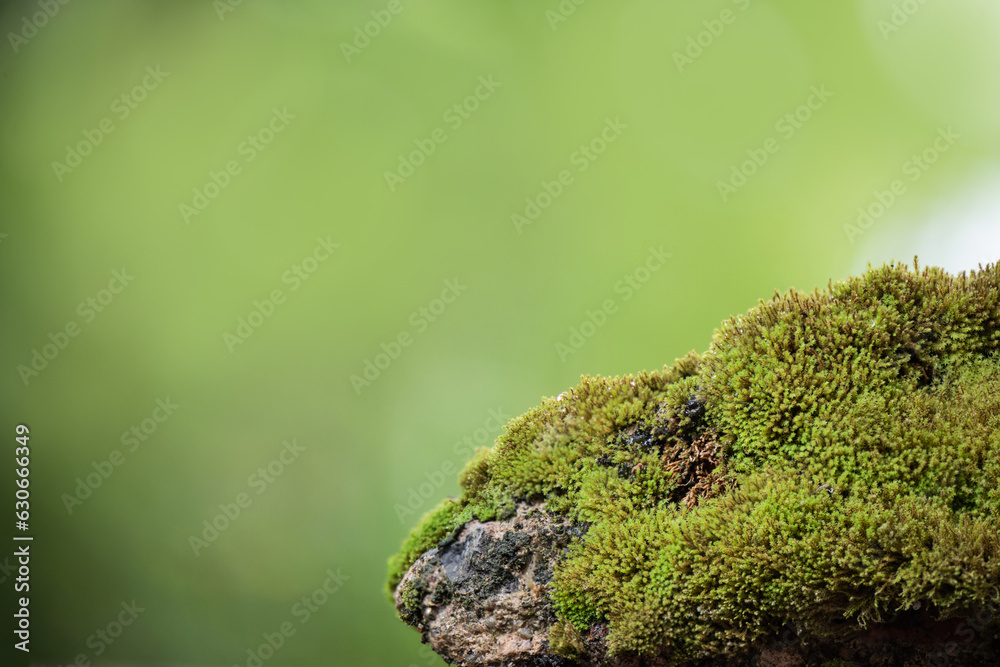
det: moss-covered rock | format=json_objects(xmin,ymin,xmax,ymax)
[{"xmin": 388, "ymin": 260, "xmax": 1000, "ymax": 665}]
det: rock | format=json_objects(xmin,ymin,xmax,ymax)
[{"xmin": 394, "ymin": 504, "xmax": 587, "ymax": 666}]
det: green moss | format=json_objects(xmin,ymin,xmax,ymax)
[
  {"xmin": 387, "ymin": 260, "xmax": 1000, "ymax": 662},
  {"xmin": 548, "ymin": 619, "xmax": 587, "ymax": 659}
]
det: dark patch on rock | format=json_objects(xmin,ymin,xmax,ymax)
[
  {"xmin": 622, "ymin": 424, "xmax": 672, "ymax": 453},
  {"xmin": 441, "ymin": 529, "xmax": 529, "ymax": 599},
  {"xmin": 393, "ymin": 504, "xmax": 587, "ymax": 666}
]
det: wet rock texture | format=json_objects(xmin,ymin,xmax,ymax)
[
  {"xmin": 394, "ymin": 504, "xmax": 586, "ymax": 666},
  {"xmin": 394, "ymin": 504, "xmax": 1000, "ymax": 667}
]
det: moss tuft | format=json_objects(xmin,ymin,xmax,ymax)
[
  {"xmin": 387, "ymin": 260, "xmax": 1000, "ymax": 662},
  {"xmin": 548, "ymin": 619, "xmax": 587, "ymax": 659}
]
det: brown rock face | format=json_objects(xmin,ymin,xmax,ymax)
[
  {"xmin": 394, "ymin": 504, "xmax": 586, "ymax": 666},
  {"xmin": 393, "ymin": 503, "xmax": 1000, "ymax": 666}
]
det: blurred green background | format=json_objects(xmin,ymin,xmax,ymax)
[{"xmin": 1, "ymin": 0, "xmax": 998, "ymax": 665}]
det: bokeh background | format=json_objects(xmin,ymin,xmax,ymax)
[{"xmin": 1, "ymin": 0, "xmax": 999, "ymax": 665}]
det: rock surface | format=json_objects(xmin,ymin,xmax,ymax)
[{"xmin": 394, "ymin": 504, "xmax": 585, "ymax": 666}]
